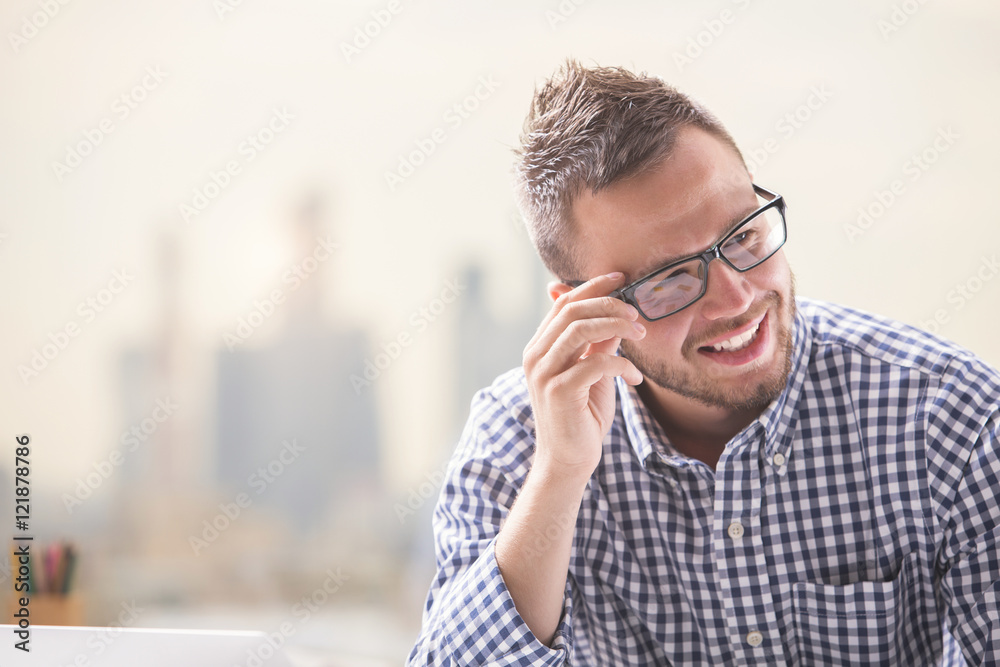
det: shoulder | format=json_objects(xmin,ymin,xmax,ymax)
[
  {"xmin": 798, "ymin": 297, "xmax": 992, "ymax": 375},
  {"xmin": 450, "ymin": 366, "xmax": 536, "ymax": 486},
  {"xmin": 796, "ymin": 296, "xmax": 1000, "ymax": 412}
]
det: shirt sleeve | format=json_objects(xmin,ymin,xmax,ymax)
[
  {"xmin": 933, "ymin": 357, "xmax": 1000, "ymax": 665},
  {"xmin": 406, "ymin": 386, "xmax": 574, "ymax": 666}
]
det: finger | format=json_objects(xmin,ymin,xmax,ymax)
[
  {"xmin": 528, "ymin": 292, "xmax": 640, "ymax": 368},
  {"xmin": 526, "ymin": 272, "xmax": 630, "ymax": 351},
  {"xmin": 548, "ymin": 353, "xmax": 644, "ymax": 400},
  {"xmin": 536, "ymin": 316, "xmax": 645, "ymax": 380}
]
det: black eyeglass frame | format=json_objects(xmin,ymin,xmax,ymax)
[{"xmin": 565, "ymin": 184, "xmax": 787, "ymax": 322}]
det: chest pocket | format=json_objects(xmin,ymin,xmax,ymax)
[{"xmin": 791, "ymin": 554, "xmax": 921, "ymax": 666}]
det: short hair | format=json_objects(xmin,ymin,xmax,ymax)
[{"xmin": 513, "ymin": 59, "xmax": 745, "ymax": 280}]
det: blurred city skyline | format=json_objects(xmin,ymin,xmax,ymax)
[{"xmin": 2, "ymin": 0, "xmax": 999, "ymax": 662}]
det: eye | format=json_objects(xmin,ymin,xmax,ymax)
[
  {"xmin": 725, "ymin": 228, "xmax": 758, "ymax": 248},
  {"xmin": 651, "ymin": 264, "xmax": 700, "ymax": 289}
]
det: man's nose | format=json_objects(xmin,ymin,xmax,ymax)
[{"xmin": 697, "ymin": 258, "xmax": 754, "ymax": 320}]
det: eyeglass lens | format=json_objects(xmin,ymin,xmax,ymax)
[{"xmin": 632, "ymin": 205, "xmax": 785, "ymax": 319}]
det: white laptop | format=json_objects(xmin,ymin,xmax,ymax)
[{"xmin": 0, "ymin": 624, "xmax": 297, "ymax": 666}]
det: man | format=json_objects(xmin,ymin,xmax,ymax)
[{"xmin": 407, "ymin": 60, "xmax": 1000, "ymax": 665}]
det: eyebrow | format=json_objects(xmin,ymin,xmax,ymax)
[{"xmin": 629, "ymin": 203, "xmax": 761, "ymax": 281}]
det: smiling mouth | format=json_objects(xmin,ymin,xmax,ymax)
[
  {"xmin": 692, "ymin": 311, "xmax": 771, "ymax": 367},
  {"xmin": 706, "ymin": 322, "xmax": 761, "ymax": 352}
]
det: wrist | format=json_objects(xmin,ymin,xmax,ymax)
[{"xmin": 529, "ymin": 450, "xmax": 595, "ymax": 495}]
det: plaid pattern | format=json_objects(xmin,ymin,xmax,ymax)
[{"xmin": 407, "ymin": 297, "xmax": 1000, "ymax": 666}]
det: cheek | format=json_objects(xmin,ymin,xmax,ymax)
[
  {"xmin": 739, "ymin": 253, "xmax": 790, "ymax": 297},
  {"xmin": 640, "ymin": 317, "xmax": 691, "ymax": 353},
  {"xmin": 761, "ymin": 252, "xmax": 792, "ymax": 286}
]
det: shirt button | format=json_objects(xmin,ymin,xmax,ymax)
[
  {"xmin": 746, "ymin": 630, "xmax": 763, "ymax": 647},
  {"xmin": 727, "ymin": 522, "xmax": 744, "ymax": 539},
  {"xmin": 773, "ymin": 452, "xmax": 786, "ymax": 466}
]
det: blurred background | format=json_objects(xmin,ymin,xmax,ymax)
[{"xmin": 1, "ymin": 0, "xmax": 998, "ymax": 664}]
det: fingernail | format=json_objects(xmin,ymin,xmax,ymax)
[
  {"xmin": 605, "ymin": 271, "xmax": 623, "ymax": 279},
  {"xmin": 632, "ymin": 321, "xmax": 645, "ymax": 333}
]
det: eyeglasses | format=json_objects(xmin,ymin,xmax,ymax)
[{"xmin": 566, "ymin": 184, "xmax": 787, "ymax": 321}]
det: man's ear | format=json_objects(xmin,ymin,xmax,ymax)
[{"xmin": 547, "ymin": 281, "xmax": 574, "ymax": 303}]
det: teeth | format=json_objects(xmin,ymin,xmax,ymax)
[{"xmin": 710, "ymin": 323, "xmax": 759, "ymax": 352}]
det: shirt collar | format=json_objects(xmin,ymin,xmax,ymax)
[{"xmin": 616, "ymin": 299, "xmax": 812, "ymax": 472}]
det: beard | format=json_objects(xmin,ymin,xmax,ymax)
[{"xmin": 620, "ymin": 276, "xmax": 797, "ymax": 413}]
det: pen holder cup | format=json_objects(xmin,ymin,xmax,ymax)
[{"xmin": 6, "ymin": 593, "xmax": 84, "ymax": 626}]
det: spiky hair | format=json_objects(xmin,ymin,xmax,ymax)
[{"xmin": 513, "ymin": 60, "xmax": 744, "ymax": 279}]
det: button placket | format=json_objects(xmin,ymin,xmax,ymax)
[{"xmin": 715, "ymin": 432, "xmax": 781, "ymax": 663}]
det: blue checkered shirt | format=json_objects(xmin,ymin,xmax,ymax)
[{"xmin": 407, "ymin": 297, "xmax": 1000, "ymax": 665}]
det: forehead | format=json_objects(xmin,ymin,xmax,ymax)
[{"xmin": 569, "ymin": 126, "xmax": 753, "ymax": 282}]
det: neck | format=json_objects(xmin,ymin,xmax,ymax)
[{"xmin": 636, "ymin": 381, "xmax": 763, "ymax": 471}]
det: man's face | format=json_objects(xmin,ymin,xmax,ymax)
[{"xmin": 568, "ymin": 126, "xmax": 796, "ymax": 413}]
